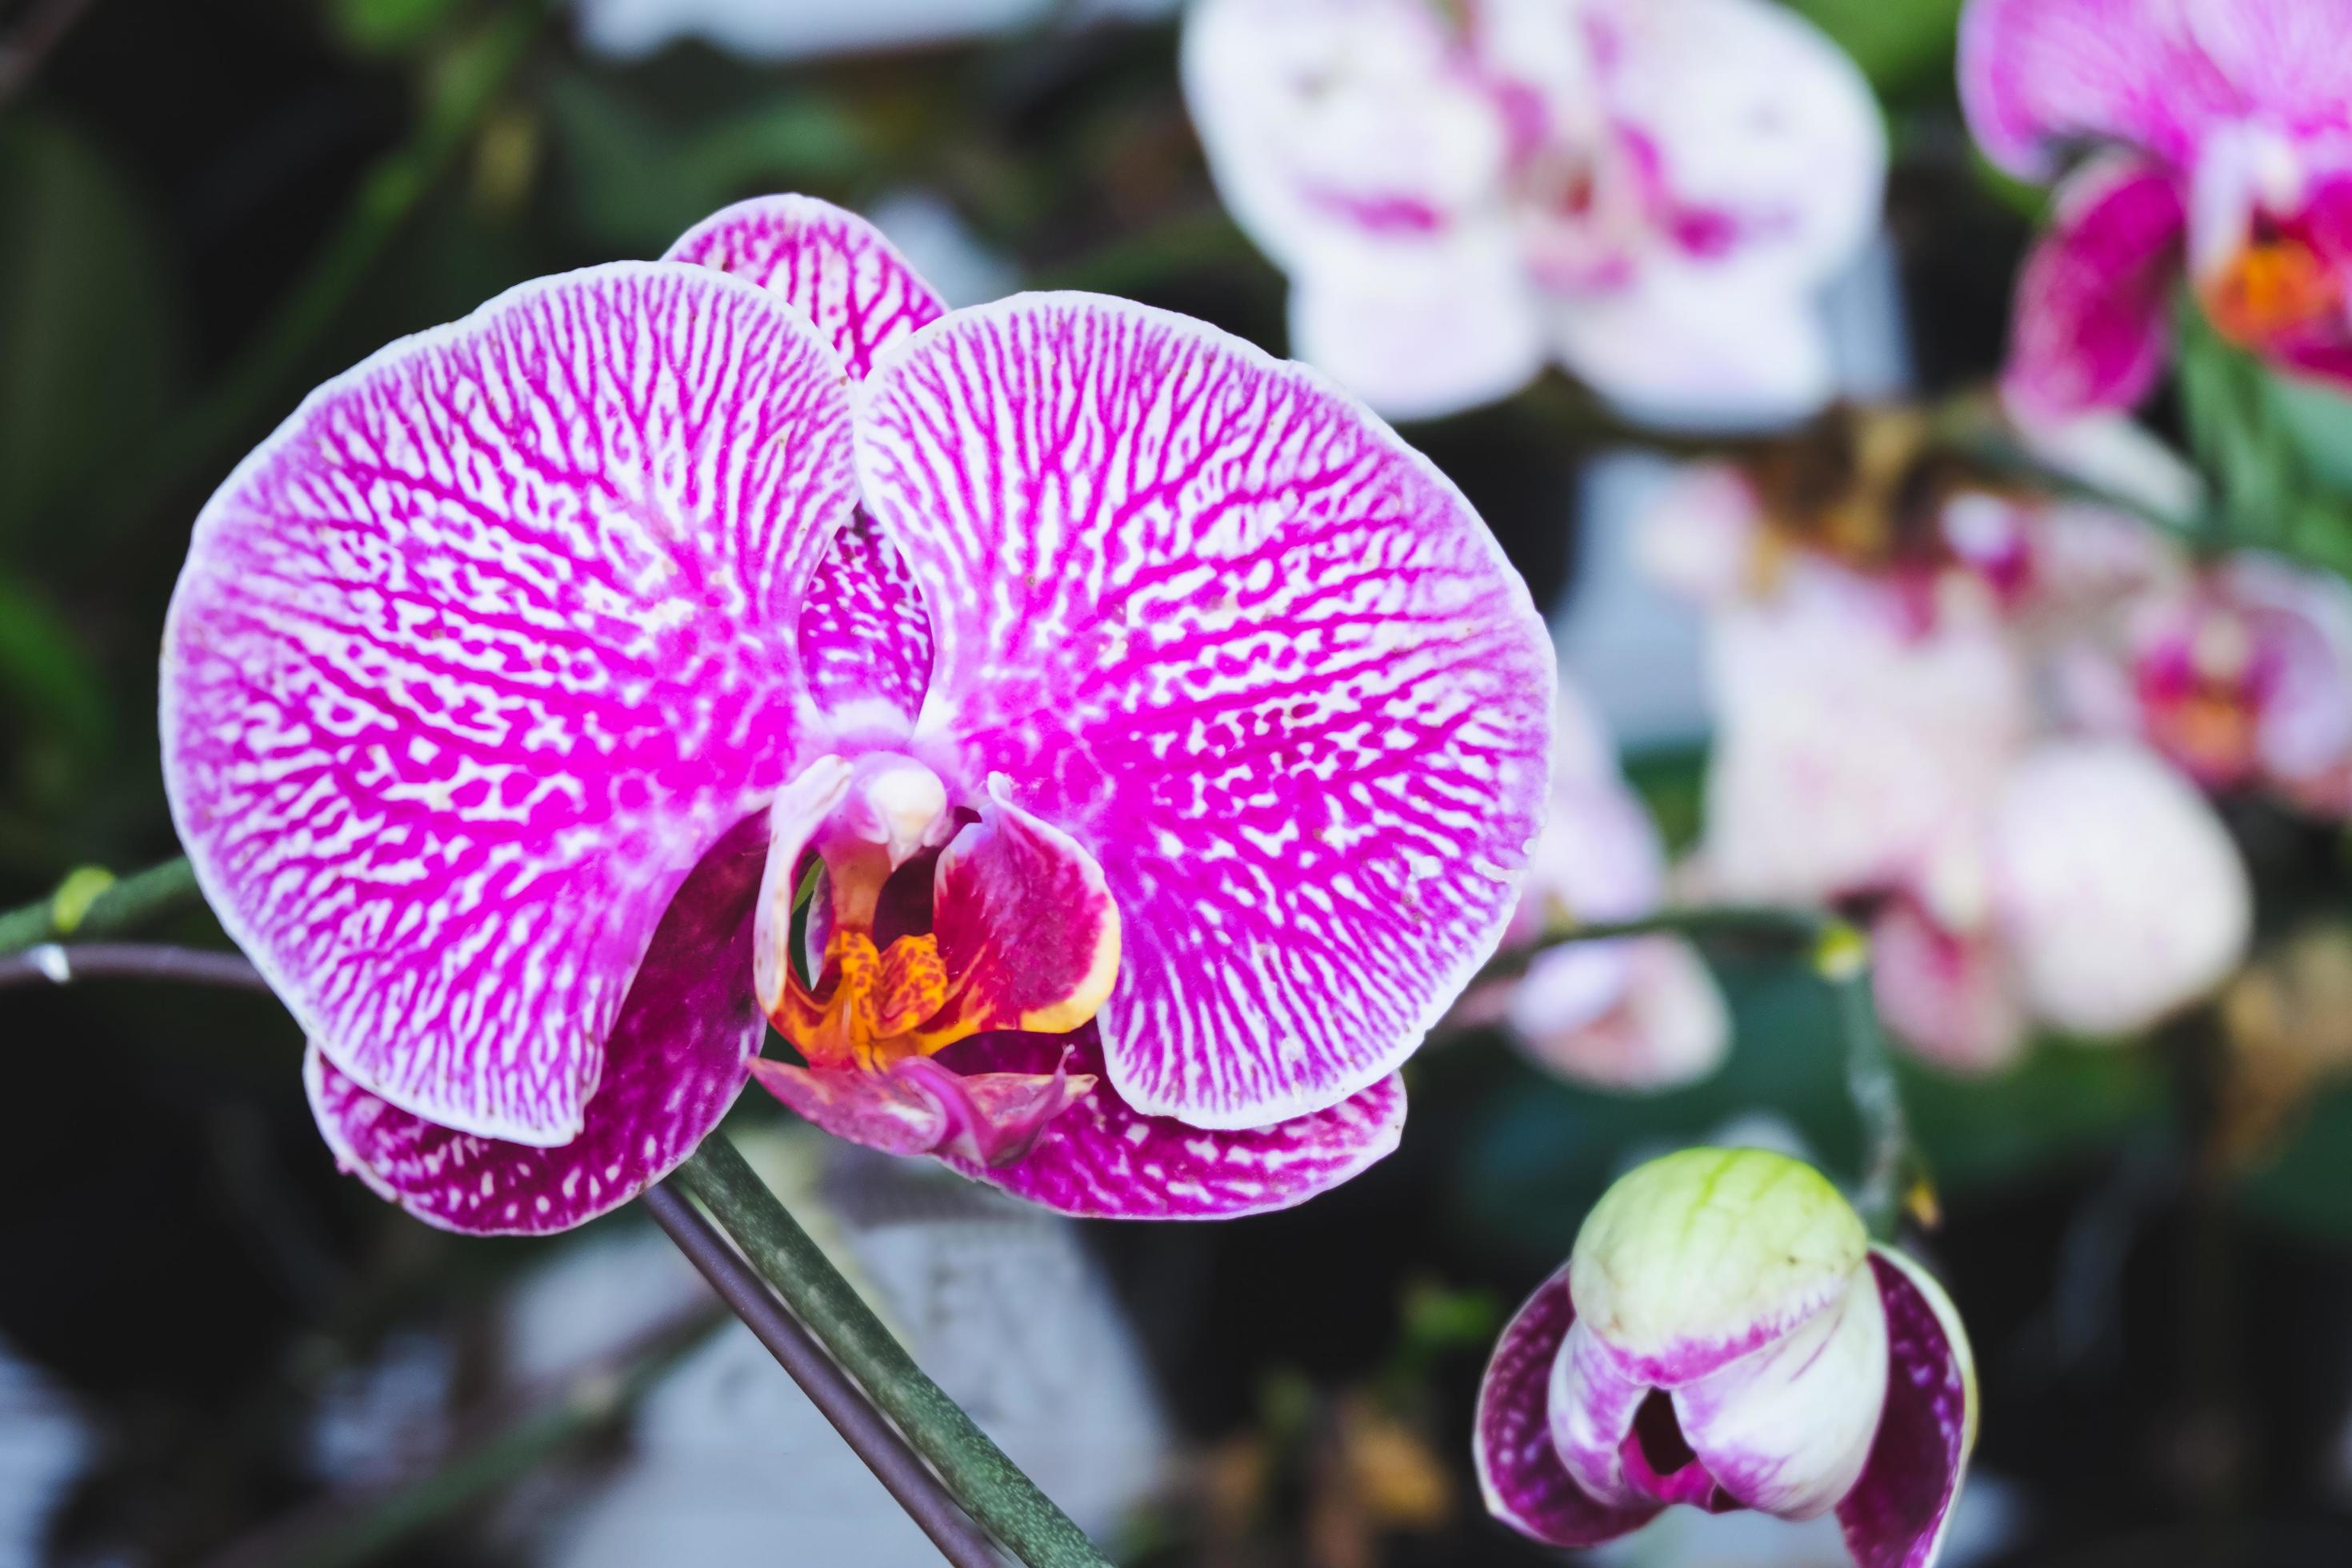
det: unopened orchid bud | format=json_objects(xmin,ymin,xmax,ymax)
[{"xmin": 1478, "ymin": 1148, "xmax": 1977, "ymax": 1566}]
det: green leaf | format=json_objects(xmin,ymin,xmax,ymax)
[
  {"xmin": 330, "ymin": 0, "xmax": 470, "ymax": 56},
  {"xmin": 0, "ymin": 117, "xmax": 187, "ymax": 554},
  {"xmin": 1896, "ymin": 1044, "xmax": 2169, "ymax": 1194},
  {"xmin": 2237, "ymin": 1082, "xmax": 2352, "ymax": 1242},
  {"xmin": 1780, "ymin": 0, "xmax": 1962, "ymax": 94}
]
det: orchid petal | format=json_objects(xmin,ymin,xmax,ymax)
[
  {"xmin": 1568, "ymin": 1147, "xmax": 1867, "ymax": 1386},
  {"xmin": 1552, "ymin": 272, "xmax": 1842, "ymax": 429},
  {"xmin": 162, "ymin": 263, "xmax": 858, "ymax": 1145},
  {"xmin": 1513, "ymin": 938, "xmax": 1730, "ymax": 1092},
  {"xmin": 1547, "ymin": 1313, "xmax": 1663, "ymax": 1511},
  {"xmin": 665, "ymin": 194, "xmax": 946, "ymax": 380},
  {"xmin": 750, "ymin": 1050, "xmax": 1097, "ymax": 1167},
  {"xmin": 856, "ymin": 293, "xmax": 1553, "ymax": 1130},
  {"xmin": 1286, "ymin": 226, "xmax": 1548, "ymax": 420},
  {"xmin": 2223, "ymin": 553, "xmax": 2352, "ymax": 786},
  {"xmin": 798, "ymin": 510, "xmax": 936, "ymax": 738},
  {"xmin": 934, "ymin": 1026, "xmax": 1406, "ymax": 1219},
  {"xmin": 1181, "ymin": 0, "xmax": 1509, "ymax": 278},
  {"xmin": 1474, "ymin": 1266, "xmax": 1661, "ymax": 1546},
  {"xmin": 1565, "ymin": 0, "xmax": 1886, "ymax": 292},
  {"xmin": 2002, "ymin": 154, "xmax": 2185, "ymax": 421},
  {"xmin": 1989, "ymin": 741, "xmax": 2251, "ymax": 1038},
  {"xmin": 1870, "ymin": 898, "xmax": 2031, "ymax": 1075},
  {"xmin": 1837, "ymin": 1248, "xmax": 1979, "ymax": 1568},
  {"xmin": 663, "ymin": 196, "xmax": 945, "ymax": 735},
  {"xmin": 921, "ymin": 778, "xmax": 1121, "ymax": 1045},
  {"xmin": 1959, "ymin": 0, "xmax": 2352, "ymax": 179},
  {"xmin": 1673, "ymin": 1262, "xmax": 1889, "ymax": 1520},
  {"xmin": 303, "ymin": 810, "xmax": 770, "ymax": 1234}
]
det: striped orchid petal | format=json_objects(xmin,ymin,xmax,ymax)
[
  {"xmin": 303, "ymin": 811, "xmax": 770, "ymax": 1233},
  {"xmin": 163, "ymin": 263, "xmax": 858, "ymax": 1146},
  {"xmin": 854, "ymin": 293, "xmax": 1554, "ymax": 1130}
]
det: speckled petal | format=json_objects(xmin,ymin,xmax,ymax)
[
  {"xmin": 936, "ymin": 1026, "xmax": 1406, "ymax": 1219},
  {"xmin": 665, "ymin": 197, "xmax": 942, "ymax": 735},
  {"xmin": 1870, "ymin": 898, "xmax": 2030, "ymax": 1075},
  {"xmin": 303, "ymin": 810, "xmax": 770, "ymax": 1234},
  {"xmin": 163, "ymin": 263, "xmax": 858, "ymax": 1144},
  {"xmin": 1837, "ymin": 1248, "xmax": 1979, "ymax": 1568},
  {"xmin": 2002, "ymin": 154, "xmax": 2185, "ymax": 420},
  {"xmin": 750, "ymin": 1050, "xmax": 1096, "ymax": 1166},
  {"xmin": 1474, "ymin": 1266, "xmax": 1661, "ymax": 1547},
  {"xmin": 1960, "ymin": 0, "xmax": 2352, "ymax": 178},
  {"xmin": 857, "ymin": 293, "xmax": 1553, "ymax": 1129},
  {"xmin": 665, "ymin": 194, "xmax": 945, "ymax": 379}
]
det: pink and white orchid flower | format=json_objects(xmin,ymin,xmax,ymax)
[
  {"xmin": 1476, "ymin": 1147, "xmax": 1977, "ymax": 1566},
  {"xmin": 1182, "ymin": 0, "xmax": 1886, "ymax": 423},
  {"xmin": 1491, "ymin": 686, "xmax": 1730, "ymax": 1090},
  {"xmin": 1963, "ymin": 0, "xmax": 2352, "ymax": 418},
  {"xmin": 2061, "ymin": 550, "xmax": 2352, "ymax": 816},
  {"xmin": 1873, "ymin": 741, "xmax": 2254, "ymax": 1073},
  {"xmin": 161, "ymin": 194, "xmax": 1555, "ymax": 1233}
]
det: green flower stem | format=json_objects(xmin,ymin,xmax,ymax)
[
  {"xmin": 0, "ymin": 857, "xmax": 202, "ymax": 954},
  {"xmin": 1502, "ymin": 905, "xmax": 1923, "ymax": 1241},
  {"xmin": 671, "ymin": 1134, "xmax": 1110, "ymax": 1568}
]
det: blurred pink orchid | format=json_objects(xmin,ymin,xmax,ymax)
[
  {"xmin": 2061, "ymin": 551, "xmax": 2352, "ymax": 816},
  {"xmin": 1484, "ymin": 686, "xmax": 1730, "ymax": 1092},
  {"xmin": 162, "ymin": 194, "xmax": 1555, "ymax": 1233},
  {"xmin": 1182, "ymin": 0, "xmax": 1886, "ymax": 422},
  {"xmin": 1638, "ymin": 450, "xmax": 2254, "ymax": 1071},
  {"xmin": 1962, "ymin": 0, "xmax": 2352, "ymax": 418}
]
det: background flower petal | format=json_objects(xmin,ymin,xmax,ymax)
[
  {"xmin": 303, "ymin": 810, "xmax": 770, "ymax": 1234},
  {"xmin": 1474, "ymin": 1266, "xmax": 1661, "ymax": 1546},
  {"xmin": 1958, "ymin": 0, "xmax": 2352, "ymax": 178},
  {"xmin": 1286, "ymin": 227, "xmax": 1547, "ymax": 420},
  {"xmin": 2002, "ymin": 154, "xmax": 2185, "ymax": 420},
  {"xmin": 1837, "ymin": 1248, "xmax": 1978, "ymax": 1568},
  {"xmin": 936, "ymin": 1026, "xmax": 1406, "ymax": 1218},
  {"xmin": 665, "ymin": 193, "xmax": 946, "ymax": 380},
  {"xmin": 163, "ymin": 262, "xmax": 858, "ymax": 1145},
  {"xmin": 856, "ymin": 292, "xmax": 1553, "ymax": 1130}
]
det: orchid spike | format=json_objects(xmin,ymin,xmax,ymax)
[
  {"xmin": 1962, "ymin": 0, "xmax": 2352, "ymax": 415},
  {"xmin": 1476, "ymin": 1148, "xmax": 1978, "ymax": 1567},
  {"xmin": 1182, "ymin": 0, "xmax": 1886, "ymax": 424},
  {"xmin": 163, "ymin": 194, "xmax": 1554, "ymax": 1233}
]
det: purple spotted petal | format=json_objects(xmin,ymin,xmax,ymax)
[
  {"xmin": 163, "ymin": 263, "xmax": 858, "ymax": 1144},
  {"xmin": 934, "ymin": 1026, "xmax": 1406, "ymax": 1219},
  {"xmin": 1474, "ymin": 1266, "xmax": 1661, "ymax": 1548},
  {"xmin": 1838, "ymin": 1249, "xmax": 1979, "ymax": 1568},
  {"xmin": 2002, "ymin": 154, "xmax": 2185, "ymax": 419},
  {"xmin": 668, "ymin": 198, "xmax": 942, "ymax": 731},
  {"xmin": 798, "ymin": 510, "xmax": 935, "ymax": 735},
  {"xmin": 303, "ymin": 810, "xmax": 770, "ymax": 1234},
  {"xmin": 665, "ymin": 194, "xmax": 946, "ymax": 380},
  {"xmin": 856, "ymin": 293, "xmax": 1554, "ymax": 1129},
  {"xmin": 1960, "ymin": 0, "xmax": 2352, "ymax": 178}
]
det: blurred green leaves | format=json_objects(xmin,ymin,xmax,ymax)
[
  {"xmin": 1782, "ymin": 0, "xmax": 1963, "ymax": 95},
  {"xmin": 2176, "ymin": 301, "xmax": 2352, "ymax": 579}
]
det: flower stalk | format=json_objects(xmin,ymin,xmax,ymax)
[
  {"xmin": 0, "ymin": 858, "xmax": 202, "ymax": 954},
  {"xmin": 667, "ymin": 1134, "xmax": 1110, "ymax": 1568},
  {"xmin": 1501, "ymin": 905, "xmax": 1925, "ymax": 1241}
]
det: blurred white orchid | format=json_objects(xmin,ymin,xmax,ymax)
[{"xmin": 1182, "ymin": 0, "xmax": 1886, "ymax": 423}]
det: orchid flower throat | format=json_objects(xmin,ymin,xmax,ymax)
[{"xmin": 753, "ymin": 750, "xmax": 1124, "ymax": 1075}]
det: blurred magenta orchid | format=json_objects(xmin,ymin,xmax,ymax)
[
  {"xmin": 2061, "ymin": 551, "xmax": 2352, "ymax": 816},
  {"xmin": 1476, "ymin": 1148, "xmax": 1977, "ymax": 1566},
  {"xmin": 162, "ymin": 194, "xmax": 1554, "ymax": 1233},
  {"xmin": 1182, "ymin": 0, "xmax": 1886, "ymax": 422},
  {"xmin": 1873, "ymin": 742, "xmax": 2253, "ymax": 1072},
  {"xmin": 1963, "ymin": 0, "xmax": 2352, "ymax": 417},
  {"xmin": 1484, "ymin": 685, "xmax": 1729, "ymax": 1090}
]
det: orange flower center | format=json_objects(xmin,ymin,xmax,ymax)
[{"xmin": 2203, "ymin": 237, "xmax": 2342, "ymax": 347}]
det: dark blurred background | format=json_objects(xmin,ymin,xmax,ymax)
[{"xmin": 6, "ymin": 2, "xmax": 2352, "ymax": 1564}]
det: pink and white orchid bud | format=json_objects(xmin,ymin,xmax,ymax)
[{"xmin": 1477, "ymin": 1148, "xmax": 1978, "ymax": 1566}]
